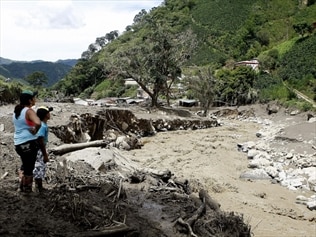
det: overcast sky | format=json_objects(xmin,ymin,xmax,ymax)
[{"xmin": 0, "ymin": 0, "xmax": 163, "ymax": 62}]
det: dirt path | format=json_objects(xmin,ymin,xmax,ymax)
[
  {"xmin": 293, "ymin": 89, "xmax": 316, "ymax": 108},
  {"xmin": 282, "ymin": 82, "xmax": 316, "ymax": 108}
]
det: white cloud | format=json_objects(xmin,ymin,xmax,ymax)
[
  {"xmin": 14, "ymin": 0, "xmax": 85, "ymax": 29},
  {"xmin": 0, "ymin": 0, "xmax": 162, "ymax": 61}
]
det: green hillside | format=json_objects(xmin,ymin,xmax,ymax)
[
  {"xmin": 4, "ymin": 0, "xmax": 315, "ymax": 108},
  {"xmin": 278, "ymin": 34, "xmax": 316, "ymax": 98},
  {"xmin": 189, "ymin": 0, "xmax": 316, "ymax": 64}
]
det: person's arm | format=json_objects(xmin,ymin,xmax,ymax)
[
  {"xmin": 37, "ymin": 136, "xmax": 49, "ymax": 163},
  {"xmin": 26, "ymin": 109, "xmax": 41, "ymax": 134}
]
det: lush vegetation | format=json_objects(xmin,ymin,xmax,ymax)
[
  {"xmin": 0, "ymin": 60, "xmax": 74, "ymax": 87},
  {"xmin": 278, "ymin": 34, "xmax": 316, "ymax": 99},
  {"xmin": 0, "ymin": 79, "xmax": 23, "ymax": 104},
  {"xmin": 2, "ymin": 0, "xmax": 316, "ymax": 110}
]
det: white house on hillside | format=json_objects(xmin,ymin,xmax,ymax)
[
  {"xmin": 124, "ymin": 78, "xmax": 149, "ymax": 99},
  {"xmin": 235, "ymin": 59, "xmax": 259, "ymax": 71}
]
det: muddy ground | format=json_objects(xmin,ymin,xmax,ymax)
[{"xmin": 0, "ymin": 102, "xmax": 315, "ymax": 237}]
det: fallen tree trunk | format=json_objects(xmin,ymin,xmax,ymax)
[{"xmin": 50, "ymin": 140, "xmax": 108, "ymax": 155}]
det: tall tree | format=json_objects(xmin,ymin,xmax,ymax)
[
  {"xmin": 112, "ymin": 24, "xmax": 197, "ymax": 107},
  {"xmin": 105, "ymin": 30, "xmax": 119, "ymax": 42},
  {"xmin": 185, "ymin": 67, "xmax": 216, "ymax": 116},
  {"xmin": 216, "ymin": 66, "xmax": 257, "ymax": 106},
  {"xmin": 95, "ymin": 36, "xmax": 107, "ymax": 48},
  {"xmin": 133, "ymin": 9, "xmax": 147, "ymax": 24},
  {"xmin": 25, "ymin": 71, "xmax": 48, "ymax": 88}
]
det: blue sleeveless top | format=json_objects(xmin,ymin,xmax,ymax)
[
  {"xmin": 13, "ymin": 107, "xmax": 38, "ymax": 145},
  {"xmin": 37, "ymin": 122, "xmax": 48, "ymax": 145}
]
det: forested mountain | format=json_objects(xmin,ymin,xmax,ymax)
[
  {"xmin": 6, "ymin": 0, "xmax": 316, "ymax": 108},
  {"xmin": 0, "ymin": 61, "xmax": 73, "ymax": 87},
  {"xmin": 0, "ymin": 57, "xmax": 16, "ymax": 65}
]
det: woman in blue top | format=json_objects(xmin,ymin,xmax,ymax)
[{"xmin": 13, "ymin": 90, "xmax": 41, "ymax": 193}]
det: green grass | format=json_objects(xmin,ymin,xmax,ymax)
[
  {"xmin": 94, "ymin": 80, "xmax": 112, "ymax": 92},
  {"xmin": 273, "ymin": 37, "xmax": 298, "ymax": 57},
  {"xmin": 259, "ymin": 84, "xmax": 290, "ymax": 101},
  {"xmin": 283, "ymin": 99, "xmax": 315, "ymax": 112}
]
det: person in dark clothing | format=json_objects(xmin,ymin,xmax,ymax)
[{"xmin": 13, "ymin": 90, "xmax": 41, "ymax": 193}]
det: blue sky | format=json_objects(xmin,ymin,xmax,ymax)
[{"xmin": 0, "ymin": 0, "xmax": 163, "ymax": 62}]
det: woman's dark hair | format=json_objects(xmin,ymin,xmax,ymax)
[{"xmin": 14, "ymin": 93, "xmax": 34, "ymax": 119}]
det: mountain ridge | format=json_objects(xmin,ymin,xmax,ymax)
[
  {"xmin": 0, "ymin": 57, "xmax": 77, "ymax": 86},
  {"xmin": 0, "ymin": 57, "xmax": 77, "ymax": 66},
  {"xmin": 0, "ymin": 58, "xmax": 77, "ymax": 87}
]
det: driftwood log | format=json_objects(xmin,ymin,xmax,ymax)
[{"xmin": 50, "ymin": 140, "xmax": 108, "ymax": 155}]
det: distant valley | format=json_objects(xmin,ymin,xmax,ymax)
[{"xmin": 0, "ymin": 57, "xmax": 77, "ymax": 87}]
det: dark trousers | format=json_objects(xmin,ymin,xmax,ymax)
[{"xmin": 15, "ymin": 139, "xmax": 39, "ymax": 176}]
